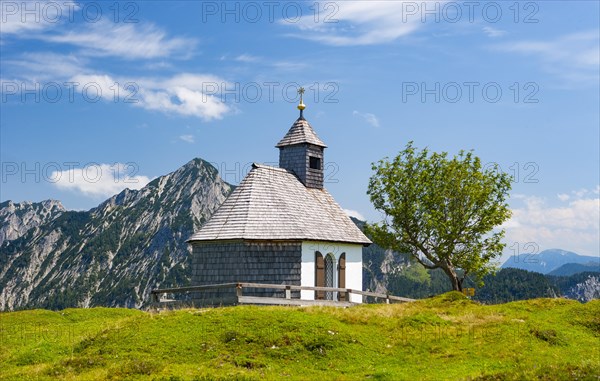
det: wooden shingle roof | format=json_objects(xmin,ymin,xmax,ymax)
[
  {"xmin": 188, "ymin": 164, "xmax": 371, "ymax": 245},
  {"xmin": 276, "ymin": 118, "xmax": 327, "ymax": 148}
]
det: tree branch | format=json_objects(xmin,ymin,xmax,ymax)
[{"xmin": 413, "ymin": 253, "xmax": 438, "ymax": 270}]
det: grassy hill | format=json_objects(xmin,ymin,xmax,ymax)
[{"xmin": 1, "ymin": 293, "xmax": 598, "ymax": 380}]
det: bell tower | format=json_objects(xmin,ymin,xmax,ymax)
[{"xmin": 276, "ymin": 88, "xmax": 327, "ymax": 189}]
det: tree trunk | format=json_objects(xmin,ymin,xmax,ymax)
[
  {"xmin": 440, "ymin": 263, "xmax": 463, "ymax": 292},
  {"xmin": 449, "ymin": 274, "xmax": 463, "ymax": 292}
]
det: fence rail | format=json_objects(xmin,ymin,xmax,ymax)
[{"xmin": 150, "ymin": 282, "xmax": 414, "ymax": 308}]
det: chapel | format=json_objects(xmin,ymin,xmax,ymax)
[{"xmin": 188, "ymin": 90, "xmax": 371, "ymax": 302}]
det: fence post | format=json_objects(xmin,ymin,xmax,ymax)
[
  {"xmin": 236, "ymin": 283, "xmax": 243, "ymax": 300},
  {"xmin": 285, "ymin": 285, "xmax": 291, "ymax": 299}
]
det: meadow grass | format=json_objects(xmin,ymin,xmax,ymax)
[{"xmin": 1, "ymin": 292, "xmax": 598, "ymax": 380}]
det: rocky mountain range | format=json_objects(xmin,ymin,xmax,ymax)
[
  {"xmin": 502, "ymin": 249, "xmax": 600, "ymax": 274},
  {"xmin": 2, "ymin": 158, "xmax": 597, "ymax": 311},
  {"xmin": 0, "ymin": 158, "xmax": 232, "ymax": 310},
  {"xmin": 0, "ymin": 200, "xmax": 65, "ymax": 246}
]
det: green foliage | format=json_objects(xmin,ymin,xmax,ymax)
[
  {"xmin": 465, "ymin": 268, "xmax": 559, "ymax": 303},
  {"xmin": 387, "ymin": 266, "xmax": 567, "ymax": 304},
  {"xmin": 548, "ymin": 272, "xmax": 600, "ymax": 294},
  {"xmin": 366, "ymin": 142, "xmax": 512, "ymax": 291},
  {"xmin": 1, "ymin": 299, "xmax": 599, "ymax": 380}
]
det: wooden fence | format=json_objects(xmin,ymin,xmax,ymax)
[{"xmin": 150, "ymin": 282, "xmax": 414, "ymax": 309}]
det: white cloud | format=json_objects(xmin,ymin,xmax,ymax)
[
  {"xmin": 573, "ymin": 188, "xmax": 593, "ymax": 198},
  {"xmin": 270, "ymin": 61, "xmax": 308, "ymax": 71},
  {"xmin": 353, "ymin": 110, "xmax": 380, "ymax": 127},
  {"xmin": 0, "ymin": 1, "xmax": 79, "ymax": 36},
  {"xmin": 504, "ymin": 191, "xmax": 600, "ymax": 257},
  {"xmin": 235, "ymin": 54, "xmax": 260, "ymax": 63},
  {"xmin": 283, "ymin": 1, "xmax": 436, "ymax": 46},
  {"xmin": 4, "ymin": 55, "xmax": 232, "ymax": 120},
  {"xmin": 557, "ymin": 187, "xmax": 598, "ymax": 201},
  {"xmin": 499, "ymin": 219, "xmax": 520, "ymax": 229},
  {"xmin": 482, "ymin": 27, "xmax": 506, "ymax": 38},
  {"xmin": 51, "ymin": 163, "xmax": 152, "ymax": 198},
  {"xmin": 343, "ymin": 208, "xmax": 366, "ymax": 221},
  {"xmin": 499, "ymin": 31, "xmax": 599, "ymax": 67},
  {"xmin": 2, "ymin": 6, "xmax": 194, "ymax": 59},
  {"xmin": 70, "ymin": 74, "xmax": 121, "ymax": 101},
  {"xmin": 227, "ymin": 55, "xmax": 307, "ymax": 72},
  {"xmin": 495, "ymin": 30, "xmax": 599, "ymax": 85},
  {"xmin": 135, "ymin": 74, "xmax": 231, "ymax": 121},
  {"xmin": 2, "ymin": 52, "xmax": 86, "ymax": 81},
  {"xmin": 179, "ymin": 135, "xmax": 195, "ymax": 143},
  {"xmin": 41, "ymin": 20, "xmax": 195, "ymax": 59}
]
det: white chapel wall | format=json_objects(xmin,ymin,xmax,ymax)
[{"xmin": 301, "ymin": 241, "xmax": 363, "ymax": 303}]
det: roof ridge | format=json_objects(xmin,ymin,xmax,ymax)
[
  {"xmin": 252, "ymin": 163, "xmax": 289, "ymax": 172},
  {"xmin": 275, "ymin": 118, "xmax": 327, "ymax": 148},
  {"xmin": 188, "ymin": 160, "xmax": 371, "ymax": 245}
]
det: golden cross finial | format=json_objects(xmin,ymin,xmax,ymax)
[{"xmin": 297, "ymin": 87, "xmax": 306, "ymax": 114}]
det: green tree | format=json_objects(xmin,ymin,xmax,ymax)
[{"xmin": 366, "ymin": 142, "xmax": 512, "ymax": 291}]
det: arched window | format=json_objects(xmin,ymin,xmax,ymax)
[
  {"xmin": 324, "ymin": 253, "xmax": 335, "ymax": 300},
  {"xmin": 315, "ymin": 251, "xmax": 339, "ymax": 301}
]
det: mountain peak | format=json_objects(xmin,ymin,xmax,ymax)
[
  {"xmin": 0, "ymin": 157, "xmax": 234, "ymax": 310},
  {"xmin": 503, "ymin": 249, "xmax": 600, "ymax": 274},
  {"xmin": 0, "ymin": 199, "xmax": 66, "ymax": 246},
  {"xmin": 1, "ymin": 199, "xmax": 64, "ymax": 210}
]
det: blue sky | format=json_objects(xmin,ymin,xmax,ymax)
[{"xmin": 1, "ymin": 0, "xmax": 599, "ymax": 261}]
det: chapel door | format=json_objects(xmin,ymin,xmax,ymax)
[
  {"xmin": 315, "ymin": 252, "xmax": 325, "ymax": 300},
  {"xmin": 337, "ymin": 253, "xmax": 346, "ymax": 301},
  {"xmin": 324, "ymin": 254, "xmax": 334, "ymax": 300}
]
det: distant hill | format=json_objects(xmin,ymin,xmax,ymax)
[
  {"xmin": 502, "ymin": 249, "xmax": 600, "ymax": 274},
  {"xmin": 357, "ymin": 231, "xmax": 600, "ymax": 303},
  {"xmin": 548, "ymin": 262, "xmax": 600, "ymax": 276},
  {"xmin": 472, "ymin": 268, "xmax": 560, "ymax": 303},
  {"xmin": 382, "ymin": 264, "xmax": 599, "ymax": 303}
]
